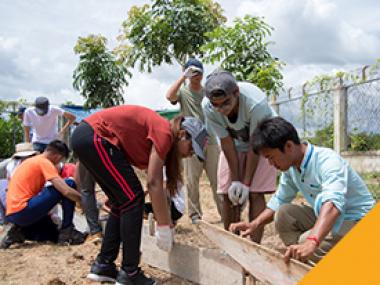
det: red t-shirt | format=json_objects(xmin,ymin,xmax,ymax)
[
  {"xmin": 85, "ymin": 105, "xmax": 173, "ymax": 169},
  {"xmin": 60, "ymin": 163, "xmax": 76, "ymax": 178}
]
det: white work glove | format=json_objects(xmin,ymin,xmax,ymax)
[
  {"xmin": 183, "ymin": 66, "xmax": 202, "ymax": 78},
  {"xmin": 228, "ymin": 181, "xmax": 243, "ymax": 206},
  {"xmin": 155, "ymin": 225, "xmax": 174, "ymax": 252},
  {"xmin": 238, "ymin": 183, "xmax": 250, "ymax": 205}
]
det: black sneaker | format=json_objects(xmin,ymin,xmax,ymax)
[
  {"xmin": 116, "ymin": 269, "xmax": 157, "ymax": 285},
  {"xmin": 0, "ymin": 224, "xmax": 25, "ymax": 249},
  {"xmin": 58, "ymin": 226, "xmax": 87, "ymax": 245},
  {"xmin": 87, "ymin": 260, "xmax": 118, "ymax": 283}
]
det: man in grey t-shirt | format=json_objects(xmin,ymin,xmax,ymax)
[
  {"xmin": 166, "ymin": 58, "xmax": 222, "ymax": 222},
  {"xmin": 202, "ymin": 70, "xmax": 277, "ymax": 242}
]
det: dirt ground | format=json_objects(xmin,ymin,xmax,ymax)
[{"xmin": 0, "ymin": 173, "xmax": 285, "ymax": 285}]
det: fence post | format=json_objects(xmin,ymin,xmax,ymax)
[
  {"xmin": 270, "ymin": 94, "xmax": 279, "ymax": 115},
  {"xmin": 333, "ymin": 83, "xmax": 348, "ymax": 153}
]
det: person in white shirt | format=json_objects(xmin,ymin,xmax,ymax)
[{"xmin": 23, "ymin": 97, "xmax": 76, "ymax": 152}]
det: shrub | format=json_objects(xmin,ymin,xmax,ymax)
[{"xmin": 0, "ymin": 114, "xmax": 24, "ymax": 158}]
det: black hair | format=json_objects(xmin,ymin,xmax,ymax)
[
  {"xmin": 46, "ymin": 140, "xmax": 70, "ymax": 158},
  {"xmin": 251, "ymin": 117, "xmax": 301, "ymax": 154}
]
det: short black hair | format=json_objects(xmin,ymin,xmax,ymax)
[
  {"xmin": 46, "ymin": 140, "xmax": 70, "ymax": 158},
  {"xmin": 251, "ymin": 117, "xmax": 301, "ymax": 154}
]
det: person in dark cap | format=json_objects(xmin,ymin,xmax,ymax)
[
  {"xmin": 17, "ymin": 106, "xmax": 33, "ymax": 141},
  {"xmin": 23, "ymin": 97, "xmax": 76, "ymax": 153},
  {"xmin": 166, "ymin": 58, "xmax": 222, "ymax": 224},
  {"xmin": 17, "ymin": 106, "xmax": 26, "ymax": 120},
  {"xmin": 202, "ymin": 70, "xmax": 278, "ymax": 243}
]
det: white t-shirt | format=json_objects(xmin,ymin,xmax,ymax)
[
  {"xmin": 202, "ymin": 82, "xmax": 277, "ymax": 152},
  {"xmin": 23, "ymin": 106, "xmax": 64, "ymax": 144}
]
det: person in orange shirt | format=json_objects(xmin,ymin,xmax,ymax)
[{"xmin": 1, "ymin": 140, "xmax": 86, "ymax": 249}]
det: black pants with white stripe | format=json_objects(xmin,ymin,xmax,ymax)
[{"xmin": 71, "ymin": 121, "xmax": 144, "ymax": 273}]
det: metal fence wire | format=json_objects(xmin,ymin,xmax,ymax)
[
  {"xmin": 347, "ymin": 79, "xmax": 380, "ymax": 134},
  {"xmin": 272, "ymin": 65, "xmax": 380, "ymax": 150}
]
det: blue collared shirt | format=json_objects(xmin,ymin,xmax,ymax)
[{"xmin": 267, "ymin": 143, "xmax": 375, "ymax": 233}]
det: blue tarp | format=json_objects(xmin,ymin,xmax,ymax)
[
  {"xmin": 60, "ymin": 105, "xmax": 100, "ymax": 123},
  {"xmin": 60, "ymin": 105, "xmax": 180, "ymax": 122}
]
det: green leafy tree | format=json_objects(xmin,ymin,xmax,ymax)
[
  {"xmin": 0, "ymin": 113, "xmax": 23, "ymax": 157},
  {"xmin": 201, "ymin": 15, "xmax": 284, "ymax": 95},
  {"xmin": 308, "ymin": 124, "xmax": 334, "ymax": 149},
  {"xmin": 116, "ymin": 0, "xmax": 226, "ymax": 71},
  {"xmin": 73, "ymin": 34, "xmax": 131, "ymax": 108}
]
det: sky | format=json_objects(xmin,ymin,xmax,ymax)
[{"xmin": 0, "ymin": 0, "xmax": 379, "ymax": 110}]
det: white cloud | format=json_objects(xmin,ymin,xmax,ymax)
[
  {"xmin": 235, "ymin": 0, "xmax": 380, "ymax": 87},
  {"xmin": 0, "ymin": 36, "xmax": 20, "ymax": 50},
  {"xmin": 0, "ymin": 0, "xmax": 379, "ymax": 106}
]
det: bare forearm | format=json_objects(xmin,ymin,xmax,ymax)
[
  {"xmin": 24, "ymin": 127, "xmax": 30, "ymax": 142},
  {"xmin": 51, "ymin": 177, "xmax": 81, "ymax": 203},
  {"xmin": 60, "ymin": 113, "xmax": 76, "ymax": 135},
  {"xmin": 253, "ymin": 208, "xmax": 275, "ymax": 227},
  {"xmin": 65, "ymin": 189, "xmax": 81, "ymax": 203},
  {"xmin": 149, "ymin": 182, "xmax": 171, "ymax": 225},
  {"xmin": 243, "ymin": 150, "xmax": 259, "ymax": 185},
  {"xmin": 60, "ymin": 121, "xmax": 73, "ymax": 135},
  {"xmin": 166, "ymin": 76, "xmax": 185, "ymax": 102},
  {"xmin": 309, "ymin": 201, "xmax": 340, "ymax": 241}
]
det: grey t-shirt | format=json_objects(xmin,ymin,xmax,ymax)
[
  {"xmin": 177, "ymin": 85, "xmax": 217, "ymax": 145},
  {"xmin": 202, "ymin": 82, "xmax": 277, "ymax": 152}
]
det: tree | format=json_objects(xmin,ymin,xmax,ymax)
[
  {"xmin": 73, "ymin": 34, "xmax": 131, "ymax": 108},
  {"xmin": 116, "ymin": 0, "xmax": 226, "ymax": 71},
  {"xmin": 201, "ymin": 15, "xmax": 284, "ymax": 96},
  {"xmin": 0, "ymin": 101, "xmax": 23, "ymax": 157}
]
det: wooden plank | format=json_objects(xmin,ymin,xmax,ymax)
[
  {"xmin": 140, "ymin": 224, "xmax": 244, "ymax": 285},
  {"xmin": 199, "ymin": 221, "xmax": 311, "ymax": 285}
]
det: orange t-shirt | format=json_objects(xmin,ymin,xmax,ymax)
[{"xmin": 6, "ymin": 154, "xmax": 59, "ymax": 215}]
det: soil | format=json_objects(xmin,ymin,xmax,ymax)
[{"xmin": 0, "ymin": 173, "xmax": 285, "ymax": 285}]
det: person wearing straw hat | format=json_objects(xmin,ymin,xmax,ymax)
[
  {"xmin": 6, "ymin": 143, "xmax": 39, "ymax": 178},
  {"xmin": 1, "ymin": 140, "xmax": 86, "ymax": 249},
  {"xmin": 0, "ymin": 143, "xmax": 38, "ymax": 225}
]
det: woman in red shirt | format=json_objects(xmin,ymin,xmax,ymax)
[{"xmin": 71, "ymin": 105, "xmax": 207, "ymax": 285}]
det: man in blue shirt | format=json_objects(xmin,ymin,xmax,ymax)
[{"xmin": 230, "ymin": 117, "xmax": 375, "ymax": 264}]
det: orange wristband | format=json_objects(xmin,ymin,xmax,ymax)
[{"xmin": 307, "ymin": 236, "xmax": 320, "ymax": 247}]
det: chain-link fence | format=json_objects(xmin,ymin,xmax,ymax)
[
  {"xmin": 272, "ymin": 65, "xmax": 380, "ymax": 151},
  {"xmin": 275, "ymin": 87, "xmax": 334, "ymax": 140}
]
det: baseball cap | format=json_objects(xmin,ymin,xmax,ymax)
[
  {"xmin": 205, "ymin": 70, "xmax": 238, "ymax": 99},
  {"xmin": 17, "ymin": 106, "xmax": 26, "ymax": 115},
  {"xmin": 181, "ymin": 117, "xmax": 208, "ymax": 161},
  {"xmin": 35, "ymin": 97, "xmax": 49, "ymax": 116},
  {"xmin": 184, "ymin": 58, "xmax": 204, "ymax": 74},
  {"xmin": 12, "ymin": 143, "xmax": 38, "ymax": 158}
]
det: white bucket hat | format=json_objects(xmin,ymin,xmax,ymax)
[{"xmin": 12, "ymin": 143, "xmax": 38, "ymax": 158}]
